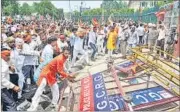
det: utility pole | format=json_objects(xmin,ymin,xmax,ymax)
[
  {"xmin": 80, "ymin": 1, "xmax": 83, "ymax": 17},
  {"xmin": 69, "ymin": 0, "xmax": 72, "ymax": 20},
  {"xmin": 102, "ymin": 4, "xmax": 104, "ymax": 25}
]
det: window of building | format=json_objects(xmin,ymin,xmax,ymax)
[{"xmin": 141, "ymin": 2, "xmax": 146, "ymax": 7}]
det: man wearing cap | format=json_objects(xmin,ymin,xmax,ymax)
[
  {"xmin": 10, "ymin": 38, "xmax": 25, "ymax": 99},
  {"xmin": 120, "ymin": 25, "xmax": 130, "ymax": 59},
  {"xmin": 1, "ymin": 48, "xmax": 20, "ymax": 111},
  {"xmin": 148, "ymin": 24, "xmax": 159, "ymax": 51},
  {"xmin": 20, "ymin": 34, "xmax": 40, "ymax": 91},
  {"xmin": 127, "ymin": 26, "xmax": 138, "ymax": 54},
  {"xmin": 2, "ymin": 36, "xmax": 15, "ymax": 50},
  {"xmin": 3, "ymin": 37, "xmax": 20, "ymax": 101}
]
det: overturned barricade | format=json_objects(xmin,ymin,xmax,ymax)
[{"xmin": 58, "ymin": 46, "xmax": 179, "ymax": 112}]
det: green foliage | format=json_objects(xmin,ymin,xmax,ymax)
[
  {"xmin": 2, "ymin": 0, "xmax": 20, "ymax": 16},
  {"xmin": 19, "ymin": 3, "xmax": 32, "ymax": 15},
  {"xmin": 2, "ymin": 0, "xmax": 64, "ymax": 20}
]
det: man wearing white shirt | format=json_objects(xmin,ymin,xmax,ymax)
[
  {"xmin": 157, "ymin": 24, "xmax": 166, "ymax": 57},
  {"xmin": 69, "ymin": 28, "xmax": 77, "ymax": 60},
  {"xmin": 71, "ymin": 34, "xmax": 90, "ymax": 66},
  {"xmin": 88, "ymin": 27, "xmax": 97, "ymax": 61},
  {"xmin": 97, "ymin": 27, "xmax": 105, "ymax": 55},
  {"xmin": 1, "ymin": 48, "xmax": 20, "ymax": 111},
  {"xmin": 137, "ymin": 23, "xmax": 145, "ymax": 45}
]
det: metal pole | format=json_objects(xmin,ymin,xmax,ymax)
[{"xmin": 69, "ymin": 0, "xmax": 71, "ymax": 20}]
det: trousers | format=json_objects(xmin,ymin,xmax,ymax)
[
  {"xmin": 97, "ymin": 40, "xmax": 104, "ymax": 54},
  {"xmin": 108, "ymin": 50, "xmax": 113, "ymax": 58},
  {"xmin": 22, "ymin": 65, "xmax": 35, "ymax": 85},
  {"xmin": 1, "ymin": 88, "xmax": 17, "ymax": 111},
  {"xmin": 72, "ymin": 49, "xmax": 89, "ymax": 66},
  {"xmin": 120, "ymin": 40, "xmax": 127, "ymax": 56},
  {"xmin": 9, "ymin": 73, "xmax": 19, "ymax": 101},
  {"xmin": 30, "ymin": 78, "xmax": 59, "ymax": 109},
  {"xmin": 89, "ymin": 42, "xmax": 97, "ymax": 59}
]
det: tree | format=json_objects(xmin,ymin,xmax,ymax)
[
  {"xmin": 57, "ymin": 8, "xmax": 64, "ymax": 19},
  {"xmin": 19, "ymin": 3, "xmax": 32, "ymax": 15},
  {"xmin": 3, "ymin": 5, "xmax": 14, "ymax": 16},
  {"xmin": 2, "ymin": 0, "xmax": 17, "ymax": 8},
  {"xmin": 2, "ymin": 0, "xmax": 20, "ymax": 16}
]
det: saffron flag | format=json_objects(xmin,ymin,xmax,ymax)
[{"xmin": 92, "ymin": 18, "xmax": 99, "ymax": 27}]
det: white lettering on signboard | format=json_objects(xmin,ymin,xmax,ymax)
[
  {"xmin": 95, "ymin": 82, "xmax": 104, "ymax": 89},
  {"xmin": 97, "ymin": 101, "xmax": 108, "ymax": 110},
  {"xmin": 149, "ymin": 92, "xmax": 162, "ymax": 101},
  {"xmin": 136, "ymin": 95, "xmax": 148, "ymax": 103},
  {"xmin": 84, "ymin": 88, "xmax": 90, "ymax": 97},
  {"xmin": 82, "ymin": 76, "xmax": 91, "ymax": 111},
  {"xmin": 84, "ymin": 82, "xmax": 89, "ymax": 89},
  {"xmin": 94, "ymin": 74, "xmax": 103, "ymax": 81},
  {"xmin": 83, "ymin": 77, "xmax": 90, "ymax": 84},
  {"xmin": 109, "ymin": 101, "xmax": 119, "ymax": 111},
  {"xmin": 96, "ymin": 91, "xmax": 105, "ymax": 98},
  {"xmin": 83, "ymin": 92, "xmax": 90, "ymax": 110}
]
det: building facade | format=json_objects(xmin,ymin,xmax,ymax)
[{"xmin": 129, "ymin": 1, "xmax": 158, "ymax": 10}]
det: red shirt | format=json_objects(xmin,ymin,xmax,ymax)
[{"xmin": 38, "ymin": 54, "xmax": 69, "ymax": 86}]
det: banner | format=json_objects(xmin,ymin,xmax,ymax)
[{"xmin": 79, "ymin": 75, "xmax": 94, "ymax": 111}]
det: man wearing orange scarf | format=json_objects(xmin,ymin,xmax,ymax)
[
  {"xmin": 1, "ymin": 48, "xmax": 20, "ymax": 111},
  {"xmin": 27, "ymin": 47, "xmax": 76, "ymax": 111}
]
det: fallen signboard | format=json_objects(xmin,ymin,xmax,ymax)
[{"xmin": 79, "ymin": 72, "xmax": 179, "ymax": 111}]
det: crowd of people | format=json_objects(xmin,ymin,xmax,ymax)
[{"xmin": 1, "ymin": 18, "xmax": 179, "ymax": 111}]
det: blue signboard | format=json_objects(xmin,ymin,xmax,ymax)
[
  {"xmin": 117, "ymin": 60, "xmax": 142, "ymax": 68},
  {"xmin": 108, "ymin": 94, "xmax": 125, "ymax": 111},
  {"xmin": 107, "ymin": 86, "xmax": 174, "ymax": 111},
  {"xmin": 92, "ymin": 73, "xmax": 111, "ymax": 111},
  {"xmin": 127, "ymin": 86, "xmax": 173, "ymax": 106}
]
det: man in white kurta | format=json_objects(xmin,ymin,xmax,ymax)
[{"xmin": 71, "ymin": 35, "xmax": 90, "ymax": 67}]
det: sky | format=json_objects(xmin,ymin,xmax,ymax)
[{"xmin": 18, "ymin": 1, "xmax": 103, "ymax": 12}]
